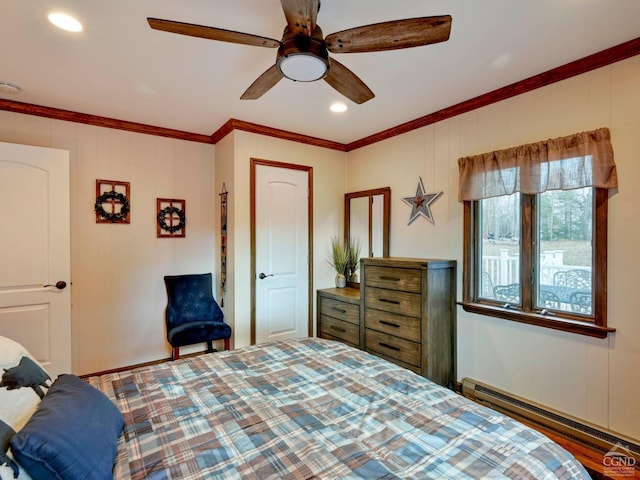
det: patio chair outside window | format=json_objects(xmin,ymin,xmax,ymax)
[
  {"xmin": 553, "ymin": 269, "xmax": 591, "ymax": 290},
  {"xmin": 493, "ymin": 283, "xmax": 520, "ymax": 305},
  {"xmin": 481, "ymin": 272, "xmax": 495, "ymax": 299},
  {"xmin": 570, "ymin": 291, "xmax": 592, "ymax": 315},
  {"xmin": 538, "ymin": 290, "xmax": 561, "ymax": 310}
]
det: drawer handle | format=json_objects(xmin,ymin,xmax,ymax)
[
  {"xmin": 380, "ymin": 320, "xmax": 400, "ymax": 328},
  {"xmin": 379, "ymin": 298, "xmax": 400, "ymax": 305},
  {"xmin": 379, "ymin": 342, "xmax": 400, "ymax": 351},
  {"xmin": 330, "ymin": 326, "xmax": 346, "ymax": 333},
  {"xmin": 379, "ymin": 276, "xmax": 401, "ymax": 282},
  {"xmin": 331, "ymin": 307, "xmax": 347, "ymax": 314}
]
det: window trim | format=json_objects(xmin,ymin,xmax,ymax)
[{"xmin": 461, "ymin": 188, "xmax": 615, "ymax": 338}]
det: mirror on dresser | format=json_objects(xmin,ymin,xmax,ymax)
[
  {"xmin": 317, "ymin": 187, "xmax": 390, "ymax": 349},
  {"xmin": 344, "ymin": 187, "xmax": 390, "ymax": 285}
]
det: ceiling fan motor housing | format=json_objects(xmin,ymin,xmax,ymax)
[{"xmin": 276, "ymin": 26, "xmax": 329, "ymax": 82}]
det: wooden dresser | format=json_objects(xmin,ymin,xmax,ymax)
[
  {"xmin": 317, "ymin": 287, "xmax": 361, "ymax": 348},
  {"xmin": 360, "ymin": 257, "xmax": 456, "ymax": 388}
]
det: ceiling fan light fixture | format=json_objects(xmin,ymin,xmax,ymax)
[{"xmin": 277, "ymin": 53, "xmax": 328, "ymax": 82}]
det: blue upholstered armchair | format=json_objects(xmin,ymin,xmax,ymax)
[{"xmin": 163, "ymin": 273, "xmax": 231, "ymax": 360}]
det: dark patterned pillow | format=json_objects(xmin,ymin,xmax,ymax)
[
  {"xmin": 0, "ymin": 336, "xmax": 52, "ymax": 479},
  {"xmin": 11, "ymin": 374, "xmax": 124, "ymax": 480}
]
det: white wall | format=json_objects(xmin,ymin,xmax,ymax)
[
  {"xmin": 0, "ymin": 111, "xmax": 216, "ymax": 375},
  {"xmin": 346, "ymin": 56, "xmax": 640, "ymax": 439},
  {"xmin": 215, "ymin": 131, "xmax": 347, "ymax": 348},
  {"xmin": 0, "ymin": 111, "xmax": 346, "ymax": 373},
  {"xmin": 213, "ymin": 132, "xmax": 236, "ymax": 347}
]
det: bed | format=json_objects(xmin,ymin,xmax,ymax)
[
  {"xmin": 2, "ymin": 337, "xmax": 590, "ymax": 479},
  {"xmin": 86, "ymin": 337, "xmax": 588, "ymax": 479}
]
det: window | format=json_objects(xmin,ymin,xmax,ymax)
[{"xmin": 458, "ymin": 128, "xmax": 617, "ymax": 338}]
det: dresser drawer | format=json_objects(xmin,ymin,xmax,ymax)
[
  {"xmin": 319, "ymin": 296, "xmax": 360, "ymax": 325},
  {"xmin": 364, "ymin": 266, "xmax": 421, "ymax": 293},
  {"xmin": 365, "ymin": 287, "xmax": 421, "ymax": 317},
  {"xmin": 364, "ymin": 308, "xmax": 421, "ymax": 343},
  {"xmin": 319, "ymin": 315, "xmax": 359, "ymax": 346},
  {"xmin": 366, "ymin": 349, "xmax": 422, "ymax": 375},
  {"xmin": 365, "ymin": 329, "xmax": 420, "ymax": 367}
]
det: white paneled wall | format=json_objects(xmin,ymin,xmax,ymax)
[
  {"xmin": 0, "ymin": 113, "xmax": 216, "ymax": 374},
  {"xmin": 346, "ymin": 56, "xmax": 640, "ymax": 439},
  {"xmin": 216, "ymin": 131, "xmax": 347, "ymax": 348},
  {"xmin": 0, "ymin": 112, "xmax": 346, "ymax": 373}
]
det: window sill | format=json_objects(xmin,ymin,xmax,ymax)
[{"xmin": 459, "ymin": 302, "xmax": 615, "ymax": 338}]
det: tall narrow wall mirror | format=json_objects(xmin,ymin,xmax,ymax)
[{"xmin": 345, "ymin": 187, "xmax": 390, "ymax": 284}]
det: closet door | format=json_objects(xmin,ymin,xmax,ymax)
[
  {"xmin": 0, "ymin": 141, "xmax": 71, "ymax": 377},
  {"xmin": 253, "ymin": 160, "xmax": 311, "ymax": 345}
]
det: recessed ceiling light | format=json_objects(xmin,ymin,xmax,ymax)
[
  {"xmin": 330, "ymin": 102, "xmax": 348, "ymax": 113},
  {"xmin": 48, "ymin": 12, "xmax": 83, "ymax": 32}
]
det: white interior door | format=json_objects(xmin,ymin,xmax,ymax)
[
  {"xmin": 0, "ymin": 142, "xmax": 71, "ymax": 378},
  {"xmin": 255, "ymin": 163, "xmax": 310, "ymax": 344}
]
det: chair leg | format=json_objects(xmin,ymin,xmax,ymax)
[
  {"xmin": 224, "ymin": 338, "xmax": 230, "ymax": 351},
  {"xmin": 206, "ymin": 341, "xmax": 214, "ymax": 353},
  {"xmin": 172, "ymin": 347, "xmax": 180, "ymax": 360}
]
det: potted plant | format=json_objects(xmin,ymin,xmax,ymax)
[
  {"xmin": 347, "ymin": 237, "xmax": 362, "ymax": 282},
  {"xmin": 327, "ymin": 236, "xmax": 349, "ymax": 288}
]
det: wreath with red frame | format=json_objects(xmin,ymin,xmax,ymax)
[
  {"xmin": 94, "ymin": 191, "xmax": 130, "ymax": 222},
  {"xmin": 157, "ymin": 206, "xmax": 186, "ymax": 233}
]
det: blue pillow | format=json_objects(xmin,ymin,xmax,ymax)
[{"xmin": 10, "ymin": 374, "xmax": 123, "ymax": 480}]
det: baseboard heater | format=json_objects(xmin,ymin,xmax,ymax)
[{"xmin": 461, "ymin": 378, "xmax": 640, "ymax": 467}]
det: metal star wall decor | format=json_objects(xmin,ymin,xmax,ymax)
[{"xmin": 402, "ymin": 177, "xmax": 444, "ymax": 225}]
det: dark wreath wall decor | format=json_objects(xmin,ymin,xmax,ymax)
[
  {"xmin": 157, "ymin": 198, "xmax": 186, "ymax": 238},
  {"xmin": 95, "ymin": 180, "xmax": 130, "ymax": 224}
]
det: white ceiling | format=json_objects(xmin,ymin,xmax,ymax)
[{"xmin": 3, "ymin": 0, "xmax": 640, "ymax": 144}]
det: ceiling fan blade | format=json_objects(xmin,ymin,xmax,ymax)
[
  {"xmin": 324, "ymin": 59, "xmax": 374, "ymax": 105},
  {"xmin": 240, "ymin": 65, "xmax": 283, "ymax": 100},
  {"xmin": 147, "ymin": 18, "xmax": 280, "ymax": 48},
  {"xmin": 280, "ymin": 0, "xmax": 320, "ymax": 36},
  {"xmin": 325, "ymin": 16, "xmax": 452, "ymax": 54}
]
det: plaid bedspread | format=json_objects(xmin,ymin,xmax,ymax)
[{"xmin": 87, "ymin": 338, "xmax": 589, "ymax": 479}]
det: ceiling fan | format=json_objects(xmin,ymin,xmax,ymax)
[{"xmin": 148, "ymin": 0, "xmax": 452, "ymax": 104}]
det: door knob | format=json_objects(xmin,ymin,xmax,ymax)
[
  {"xmin": 258, "ymin": 273, "xmax": 274, "ymax": 280},
  {"xmin": 44, "ymin": 281, "xmax": 67, "ymax": 289}
]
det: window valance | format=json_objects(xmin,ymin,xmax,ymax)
[{"xmin": 458, "ymin": 127, "xmax": 617, "ymax": 201}]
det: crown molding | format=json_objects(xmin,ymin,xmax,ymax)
[
  {"xmin": 346, "ymin": 36, "xmax": 640, "ymax": 151},
  {"xmin": 0, "ymin": 99, "xmax": 214, "ymax": 144},
  {"xmin": 211, "ymin": 118, "xmax": 347, "ymax": 151},
  {"xmin": 2, "ymin": 36, "xmax": 639, "ymax": 151}
]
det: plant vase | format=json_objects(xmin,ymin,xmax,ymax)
[{"xmin": 328, "ymin": 236, "xmax": 349, "ymax": 289}]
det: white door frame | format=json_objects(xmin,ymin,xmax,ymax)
[{"xmin": 250, "ymin": 158, "xmax": 313, "ymax": 345}]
